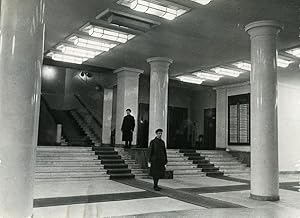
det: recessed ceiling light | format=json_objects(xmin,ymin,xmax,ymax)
[
  {"xmin": 68, "ymin": 36, "xmax": 117, "ymax": 51},
  {"xmin": 56, "ymin": 45, "xmax": 102, "ymax": 59},
  {"xmin": 232, "ymin": 61, "xmax": 251, "ymax": 71},
  {"xmin": 190, "ymin": 0, "xmax": 212, "ymax": 5},
  {"xmin": 285, "ymin": 47, "xmax": 300, "ymax": 58},
  {"xmin": 47, "ymin": 52, "xmax": 88, "ymax": 64},
  {"xmin": 176, "ymin": 75, "xmax": 205, "ymax": 84},
  {"xmin": 83, "ymin": 25, "xmax": 135, "ymax": 43},
  {"xmin": 193, "ymin": 72, "xmax": 222, "ymax": 81},
  {"xmin": 211, "ymin": 67, "xmax": 242, "ymax": 77},
  {"xmin": 277, "ymin": 56, "xmax": 294, "ymax": 68},
  {"xmin": 117, "ymin": 0, "xmax": 189, "ymax": 20}
]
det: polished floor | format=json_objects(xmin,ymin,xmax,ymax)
[{"xmin": 33, "ymin": 174, "xmax": 300, "ymax": 218}]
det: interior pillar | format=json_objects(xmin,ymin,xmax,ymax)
[
  {"xmin": 245, "ymin": 20, "xmax": 283, "ymax": 201},
  {"xmin": 0, "ymin": 0, "xmax": 45, "ymax": 216}
]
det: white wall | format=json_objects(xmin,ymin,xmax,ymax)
[
  {"xmin": 278, "ymin": 67, "xmax": 300, "ymax": 171},
  {"xmin": 215, "ymin": 67, "xmax": 300, "ymax": 171}
]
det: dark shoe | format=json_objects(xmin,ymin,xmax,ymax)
[{"xmin": 154, "ymin": 186, "xmax": 160, "ymax": 191}]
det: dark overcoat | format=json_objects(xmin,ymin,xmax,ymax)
[
  {"xmin": 121, "ymin": 114, "xmax": 135, "ymax": 141},
  {"xmin": 148, "ymin": 137, "xmax": 168, "ymax": 178}
]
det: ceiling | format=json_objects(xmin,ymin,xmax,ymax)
[{"xmin": 44, "ymin": 0, "xmax": 300, "ymax": 87}]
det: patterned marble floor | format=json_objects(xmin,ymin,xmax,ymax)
[{"xmin": 33, "ymin": 174, "xmax": 300, "ymax": 218}]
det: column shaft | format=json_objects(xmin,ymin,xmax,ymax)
[
  {"xmin": 147, "ymin": 57, "xmax": 173, "ymax": 144},
  {"xmin": 114, "ymin": 68, "xmax": 143, "ymax": 146},
  {"xmin": 0, "ymin": 0, "xmax": 45, "ymax": 217},
  {"xmin": 245, "ymin": 20, "xmax": 283, "ymax": 201},
  {"xmin": 102, "ymin": 88, "xmax": 113, "ymax": 145}
]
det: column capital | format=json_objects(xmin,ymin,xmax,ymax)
[
  {"xmin": 147, "ymin": 57, "xmax": 173, "ymax": 65},
  {"xmin": 114, "ymin": 67, "xmax": 144, "ymax": 78},
  {"xmin": 245, "ymin": 20, "xmax": 283, "ymax": 38}
]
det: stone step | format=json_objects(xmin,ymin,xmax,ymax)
[
  {"xmin": 128, "ymin": 164, "xmax": 143, "ymax": 169},
  {"xmin": 35, "ymin": 171, "xmax": 107, "ymax": 178},
  {"xmin": 36, "ymin": 166, "xmax": 104, "ymax": 172},
  {"xmin": 95, "ymin": 151, "xmax": 118, "ymax": 155},
  {"xmin": 98, "ymin": 155, "xmax": 121, "ymax": 159},
  {"xmin": 221, "ymin": 168, "xmax": 251, "ymax": 173},
  {"xmin": 104, "ymin": 164, "xmax": 128, "ymax": 169},
  {"xmin": 107, "ymin": 168, "xmax": 131, "ymax": 174},
  {"xmin": 167, "ymin": 165, "xmax": 197, "ymax": 170},
  {"xmin": 167, "ymin": 154, "xmax": 185, "ymax": 158},
  {"xmin": 167, "ymin": 161, "xmax": 194, "ymax": 166},
  {"xmin": 37, "ymin": 146, "xmax": 93, "ymax": 152},
  {"xmin": 168, "ymin": 157, "xmax": 189, "ymax": 161},
  {"xmin": 218, "ymin": 165, "xmax": 247, "ymax": 169},
  {"xmin": 211, "ymin": 161, "xmax": 241, "ymax": 165},
  {"xmin": 35, "ymin": 176, "xmax": 110, "ymax": 182},
  {"xmin": 173, "ymin": 174, "xmax": 206, "ymax": 178},
  {"xmin": 109, "ymin": 173, "xmax": 135, "ymax": 179},
  {"xmin": 36, "ymin": 152, "xmax": 96, "ymax": 157},
  {"xmin": 36, "ymin": 156, "xmax": 97, "ymax": 161},
  {"xmin": 36, "ymin": 160, "xmax": 103, "ymax": 166},
  {"xmin": 101, "ymin": 159, "xmax": 125, "ymax": 164},
  {"xmin": 172, "ymin": 169, "xmax": 204, "ymax": 174},
  {"xmin": 168, "ymin": 159, "xmax": 191, "ymax": 163}
]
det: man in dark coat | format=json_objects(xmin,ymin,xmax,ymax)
[
  {"xmin": 148, "ymin": 129, "xmax": 168, "ymax": 191},
  {"xmin": 121, "ymin": 108, "xmax": 135, "ymax": 148}
]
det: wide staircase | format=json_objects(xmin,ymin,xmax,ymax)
[
  {"xmin": 115, "ymin": 148, "xmax": 149, "ymax": 179},
  {"xmin": 196, "ymin": 150, "xmax": 250, "ymax": 176},
  {"xmin": 35, "ymin": 146, "xmax": 109, "ymax": 182},
  {"xmin": 167, "ymin": 149, "xmax": 205, "ymax": 178},
  {"xmin": 179, "ymin": 149, "xmax": 224, "ymax": 176},
  {"xmin": 93, "ymin": 146, "xmax": 135, "ymax": 179}
]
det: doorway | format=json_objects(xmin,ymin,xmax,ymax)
[
  {"xmin": 203, "ymin": 108, "xmax": 216, "ymax": 150},
  {"xmin": 137, "ymin": 103, "xmax": 189, "ymax": 149}
]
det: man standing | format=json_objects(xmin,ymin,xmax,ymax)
[
  {"xmin": 121, "ymin": 108, "xmax": 135, "ymax": 148},
  {"xmin": 148, "ymin": 129, "xmax": 168, "ymax": 191}
]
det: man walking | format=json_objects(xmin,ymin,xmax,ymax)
[
  {"xmin": 148, "ymin": 129, "xmax": 168, "ymax": 191},
  {"xmin": 121, "ymin": 108, "xmax": 135, "ymax": 148}
]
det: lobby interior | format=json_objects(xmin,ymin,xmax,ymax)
[{"xmin": 0, "ymin": 0, "xmax": 300, "ymax": 217}]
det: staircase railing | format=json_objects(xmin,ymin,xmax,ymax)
[
  {"xmin": 74, "ymin": 94, "xmax": 102, "ymax": 140},
  {"xmin": 74, "ymin": 94, "xmax": 102, "ymax": 128}
]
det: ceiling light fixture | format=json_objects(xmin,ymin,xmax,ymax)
[
  {"xmin": 69, "ymin": 36, "xmax": 117, "ymax": 51},
  {"xmin": 232, "ymin": 61, "xmax": 251, "ymax": 71},
  {"xmin": 117, "ymin": 0, "xmax": 189, "ymax": 20},
  {"xmin": 48, "ymin": 52, "xmax": 88, "ymax": 64},
  {"xmin": 56, "ymin": 45, "xmax": 102, "ymax": 59},
  {"xmin": 212, "ymin": 67, "xmax": 242, "ymax": 77},
  {"xmin": 84, "ymin": 25, "xmax": 135, "ymax": 43},
  {"xmin": 277, "ymin": 56, "xmax": 294, "ymax": 68},
  {"xmin": 190, "ymin": 0, "xmax": 212, "ymax": 5},
  {"xmin": 285, "ymin": 47, "xmax": 300, "ymax": 58},
  {"xmin": 177, "ymin": 75, "xmax": 205, "ymax": 84},
  {"xmin": 193, "ymin": 72, "xmax": 222, "ymax": 81}
]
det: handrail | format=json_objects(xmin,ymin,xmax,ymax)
[
  {"xmin": 40, "ymin": 95, "xmax": 58, "ymax": 124},
  {"xmin": 74, "ymin": 94, "xmax": 102, "ymax": 128}
]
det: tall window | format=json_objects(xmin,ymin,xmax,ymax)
[{"xmin": 228, "ymin": 94, "xmax": 250, "ymax": 145}]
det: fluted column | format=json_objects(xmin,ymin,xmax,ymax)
[
  {"xmin": 102, "ymin": 88, "xmax": 113, "ymax": 145},
  {"xmin": 0, "ymin": 0, "xmax": 45, "ymax": 217},
  {"xmin": 245, "ymin": 20, "xmax": 283, "ymax": 201},
  {"xmin": 147, "ymin": 57, "xmax": 173, "ymax": 144},
  {"xmin": 114, "ymin": 67, "xmax": 143, "ymax": 146}
]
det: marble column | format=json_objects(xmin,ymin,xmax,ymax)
[
  {"xmin": 147, "ymin": 57, "xmax": 173, "ymax": 144},
  {"xmin": 0, "ymin": 0, "xmax": 45, "ymax": 217},
  {"xmin": 102, "ymin": 88, "xmax": 113, "ymax": 145},
  {"xmin": 245, "ymin": 20, "xmax": 283, "ymax": 201},
  {"xmin": 114, "ymin": 67, "xmax": 143, "ymax": 146}
]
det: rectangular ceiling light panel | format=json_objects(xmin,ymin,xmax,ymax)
[
  {"xmin": 177, "ymin": 75, "xmax": 205, "ymax": 84},
  {"xmin": 117, "ymin": 0, "xmax": 189, "ymax": 20},
  {"xmin": 277, "ymin": 56, "xmax": 294, "ymax": 68},
  {"xmin": 47, "ymin": 52, "xmax": 88, "ymax": 64},
  {"xmin": 193, "ymin": 72, "xmax": 222, "ymax": 81},
  {"xmin": 212, "ymin": 67, "xmax": 242, "ymax": 77},
  {"xmin": 68, "ymin": 36, "xmax": 117, "ymax": 51},
  {"xmin": 232, "ymin": 61, "xmax": 251, "ymax": 71},
  {"xmin": 190, "ymin": 0, "xmax": 212, "ymax": 5},
  {"xmin": 56, "ymin": 45, "xmax": 102, "ymax": 59},
  {"xmin": 83, "ymin": 25, "xmax": 135, "ymax": 43},
  {"xmin": 285, "ymin": 47, "xmax": 300, "ymax": 58}
]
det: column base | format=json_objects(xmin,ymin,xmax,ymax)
[{"xmin": 250, "ymin": 193, "xmax": 280, "ymax": 201}]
